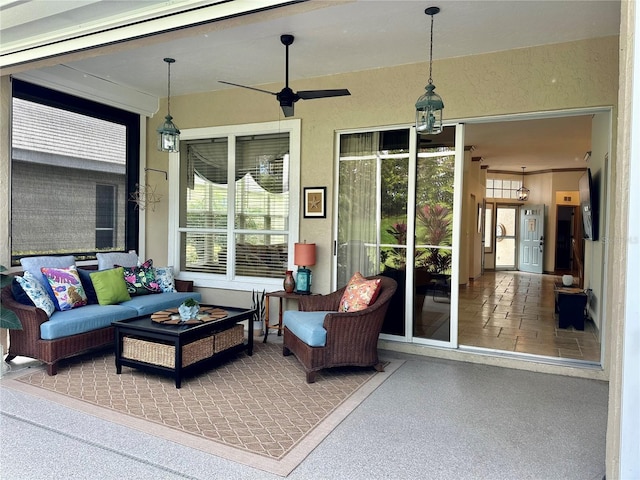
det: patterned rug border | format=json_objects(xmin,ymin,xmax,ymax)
[{"xmin": 2, "ymin": 350, "xmax": 403, "ymax": 477}]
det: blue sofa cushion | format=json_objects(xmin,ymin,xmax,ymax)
[
  {"xmin": 283, "ymin": 310, "xmax": 333, "ymax": 347},
  {"xmin": 40, "ymin": 304, "xmax": 137, "ymax": 340},
  {"xmin": 20, "ymin": 255, "xmax": 75, "ymax": 286},
  {"xmin": 96, "ymin": 251, "xmax": 138, "ymax": 270},
  {"xmin": 120, "ymin": 292, "xmax": 202, "ymax": 316}
]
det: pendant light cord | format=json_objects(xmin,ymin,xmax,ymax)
[
  {"xmin": 167, "ymin": 60, "xmax": 172, "ymax": 117},
  {"xmin": 428, "ymin": 13, "xmax": 434, "ymax": 85}
]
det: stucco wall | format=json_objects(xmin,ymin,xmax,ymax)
[
  {"xmin": 1, "ymin": 76, "xmax": 10, "ymax": 267},
  {"xmin": 142, "ymin": 36, "xmax": 619, "ymax": 298},
  {"xmin": 0, "ymin": 36, "xmax": 620, "ymax": 336}
]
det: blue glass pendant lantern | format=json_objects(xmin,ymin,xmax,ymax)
[
  {"xmin": 415, "ymin": 7, "xmax": 444, "ymax": 135},
  {"xmin": 157, "ymin": 58, "xmax": 181, "ymax": 153}
]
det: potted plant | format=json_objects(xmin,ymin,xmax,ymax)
[
  {"xmin": 252, "ymin": 289, "xmax": 266, "ymax": 336},
  {"xmin": 1, "ymin": 265, "xmax": 22, "ymax": 331},
  {"xmin": 178, "ymin": 297, "xmax": 200, "ymax": 321}
]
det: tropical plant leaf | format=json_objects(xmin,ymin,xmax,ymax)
[
  {"xmin": 0, "ymin": 265, "xmax": 24, "ymax": 329},
  {"xmin": 0, "ymin": 265, "xmax": 12, "ymax": 289},
  {"xmin": 1, "ymin": 306, "xmax": 22, "ymax": 330}
]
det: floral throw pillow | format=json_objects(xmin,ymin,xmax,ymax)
[
  {"xmin": 119, "ymin": 259, "xmax": 161, "ymax": 296},
  {"xmin": 154, "ymin": 266, "xmax": 177, "ymax": 293},
  {"xmin": 41, "ymin": 266, "xmax": 88, "ymax": 311},
  {"xmin": 16, "ymin": 271, "xmax": 56, "ymax": 317},
  {"xmin": 338, "ymin": 272, "xmax": 382, "ymax": 313}
]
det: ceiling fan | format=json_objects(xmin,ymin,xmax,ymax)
[{"xmin": 219, "ymin": 34, "xmax": 351, "ymax": 117}]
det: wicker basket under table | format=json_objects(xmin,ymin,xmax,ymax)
[{"xmin": 123, "ymin": 324, "xmax": 244, "ymax": 368}]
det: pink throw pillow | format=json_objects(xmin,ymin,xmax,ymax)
[{"xmin": 338, "ymin": 272, "xmax": 381, "ymax": 312}]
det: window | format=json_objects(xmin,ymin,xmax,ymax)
[
  {"xmin": 10, "ymin": 80, "xmax": 140, "ymax": 265},
  {"xmin": 486, "ymin": 177, "xmax": 523, "ymax": 199},
  {"xmin": 484, "ymin": 202, "xmax": 494, "ymax": 253},
  {"xmin": 171, "ymin": 120, "xmax": 300, "ymax": 290},
  {"xmin": 95, "ymin": 184, "xmax": 117, "ymax": 249}
]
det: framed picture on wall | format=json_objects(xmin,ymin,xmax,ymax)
[{"xmin": 303, "ymin": 187, "xmax": 326, "ymax": 218}]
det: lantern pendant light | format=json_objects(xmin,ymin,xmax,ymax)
[
  {"xmin": 517, "ymin": 167, "xmax": 530, "ymax": 201},
  {"xmin": 415, "ymin": 6, "xmax": 444, "ymax": 135},
  {"xmin": 157, "ymin": 57, "xmax": 181, "ymax": 153}
]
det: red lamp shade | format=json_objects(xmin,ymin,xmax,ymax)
[{"xmin": 294, "ymin": 243, "xmax": 316, "ymax": 267}]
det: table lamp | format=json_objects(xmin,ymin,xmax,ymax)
[{"xmin": 294, "ymin": 242, "xmax": 316, "ymax": 294}]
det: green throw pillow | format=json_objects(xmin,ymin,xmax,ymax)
[{"xmin": 89, "ymin": 267, "xmax": 131, "ymax": 305}]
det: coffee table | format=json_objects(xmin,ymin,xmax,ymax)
[{"xmin": 112, "ymin": 305, "xmax": 255, "ymax": 388}]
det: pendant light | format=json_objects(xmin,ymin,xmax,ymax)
[
  {"xmin": 157, "ymin": 57, "xmax": 180, "ymax": 153},
  {"xmin": 415, "ymin": 6, "xmax": 444, "ymax": 135},
  {"xmin": 517, "ymin": 167, "xmax": 530, "ymax": 201}
]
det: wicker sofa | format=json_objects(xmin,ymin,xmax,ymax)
[{"xmin": 2, "ymin": 256, "xmax": 200, "ymax": 375}]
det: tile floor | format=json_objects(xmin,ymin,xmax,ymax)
[{"xmin": 457, "ymin": 271, "xmax": 601, "ymax": 362}]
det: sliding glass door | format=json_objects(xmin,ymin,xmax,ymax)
[
  {"xmin": 335, "ymin": 125, "xmax": 460, "ymax": 344},
  {"xmin": 412, "ymin": 147, "xmax": 455, "ymax": 341}
]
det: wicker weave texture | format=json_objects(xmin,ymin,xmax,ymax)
[
  {"xmin": 213, "ymin": 324, "xmax": 244, "ymax": 353},
  {"xmin": 122, "ymin": 323, "xmax": 244, "ymax": 368},
  {"xmin": 123, "ymin": 335, "xmax": 214, "ymax": 368}
]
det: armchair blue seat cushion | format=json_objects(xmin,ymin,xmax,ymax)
[{"xmin": 283, "ymin": 310, "xmax": 334, "ymax": 347}]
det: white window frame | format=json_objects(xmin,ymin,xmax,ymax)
[{"xmin": 168, "ymin": 119, "xmax": 301, "ymax": 291}]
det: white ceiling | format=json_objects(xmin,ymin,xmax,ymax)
[{"xmin": 0, "ymin": 0, "xmax": 621, "ymax": 172}]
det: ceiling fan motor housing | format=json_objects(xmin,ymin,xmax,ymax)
[{"xmin": 277, "ymin": 87, "xmax": 297, "ymax": 106}]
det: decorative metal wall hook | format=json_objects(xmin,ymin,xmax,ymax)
[{"xmin": 145, "ymin": 167, "xmax": 168, "ymax": 180}]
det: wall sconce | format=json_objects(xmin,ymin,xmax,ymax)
[
  {"xmin": 157, "ymin": 57, "xmax": 180, "ymax": 153},
  {"xmin": 294, "ymin": 242, "xmax": 316, "ymax": 295}
]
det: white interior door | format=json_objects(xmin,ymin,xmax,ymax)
[{"xmin": 519, "ymin": 204, "xmax": 545, "ymax": 274}]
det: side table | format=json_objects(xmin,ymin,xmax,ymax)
[
  {"xmin": 554, "ymin": 285, "xmax": 588, "ymax": 330},
  {"xmin": 263, "ymin": 290, "xmax": 313, "ymax": 343}
]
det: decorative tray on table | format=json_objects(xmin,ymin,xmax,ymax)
[{"xmin": 150, "ymin": 306, "xmax": 228, "ymax": 325}]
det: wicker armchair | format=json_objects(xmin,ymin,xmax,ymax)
[{"xmin": 282, "ymin": 275, "xmax": 397, "ymax": 383}]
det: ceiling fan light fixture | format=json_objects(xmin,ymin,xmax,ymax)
[
  {"xmin": 157, "ymin": 57, "xmax": 181, "ymax": 153},
  {"xmin": 416, "ymin": 6, "xmax": 444, "ymax": 135},
  {"xmin": 517, "ymin": 166, "xmax": 530, "ymax": 201}
]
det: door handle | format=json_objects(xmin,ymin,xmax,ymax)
[{"xmin": 539, "ymin": 235, "xmax": 544, "ymax": 252}]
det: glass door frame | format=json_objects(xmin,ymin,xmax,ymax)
[
  {"xmin": 332, "ymin": 123, "xmax": 464, "ymax": 349},
  {"xmin": 494, "ymin": 203, "xmax": 520, "ymax": 270}
]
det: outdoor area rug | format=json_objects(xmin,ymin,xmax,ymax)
[{"xmin": 3, "ymin": 341, "xmax": 402, "ymax": 476}]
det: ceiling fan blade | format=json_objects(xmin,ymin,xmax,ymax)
[
  {"xmin": 218, "ymin": 80, "xmax": 276, "ymax": 96},
  {"xmin": 281, "ymin": 104, "xmax": 295, "ymax": 117},
  {"xmin": 297, "ymin": 89, "xmax": 351, "ymax": 100}
]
